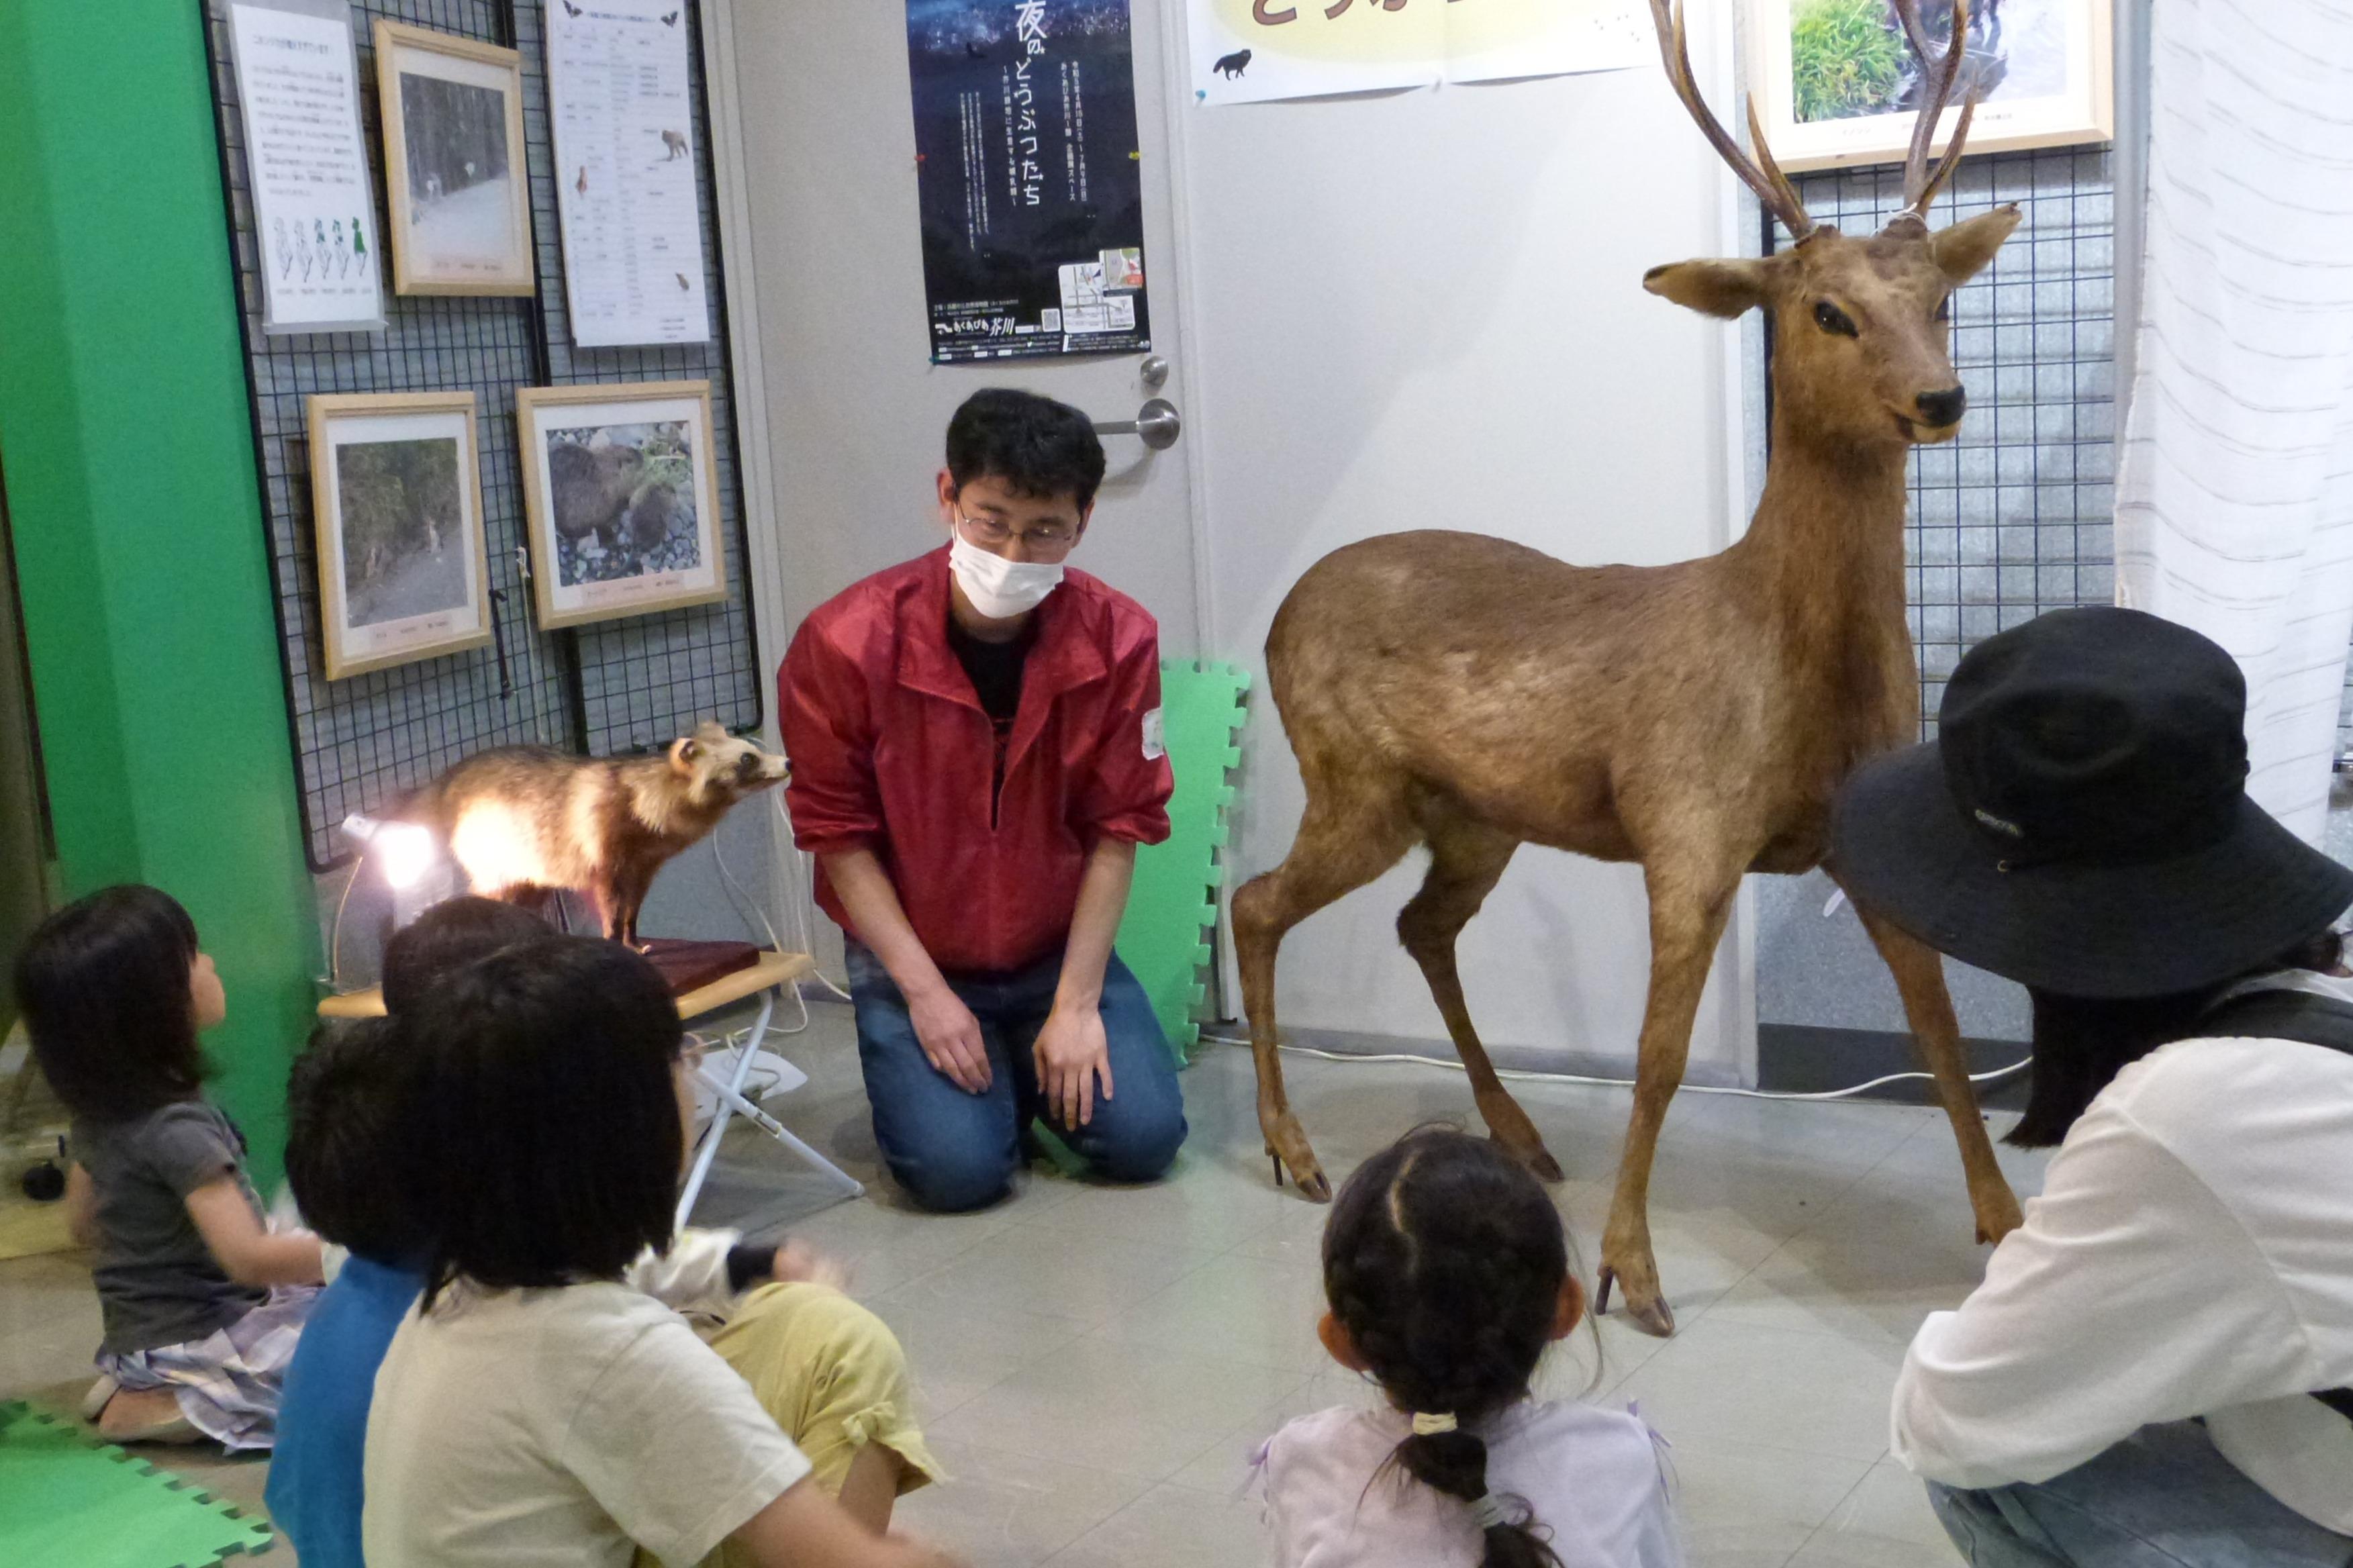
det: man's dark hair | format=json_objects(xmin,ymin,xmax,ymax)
[
  {"xmin": 14, "ymin": 885, "xmax": 211, "ymax": 1124},
  {"xmin": 945, "ymin": 388, "xmax": 1106, "ymax": 513},
  {"xmin": 2013, "ymin": 927, "xmax": 2345, "ymax": 1147},
  {"xmin": 407, "ymin": 936, "xmax": 685, "ymax": 1309},
  {"xmin": 286, "ymin": 1018, "xmax": 424, "ymax": 1263},
  {"xmin": 381, "ymin": 896, "xmax": 553, "ymax": 1016}
]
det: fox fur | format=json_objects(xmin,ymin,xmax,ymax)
[{"xmin": 399, "ymin": 721, "xmax": 788, "ymax": 945}]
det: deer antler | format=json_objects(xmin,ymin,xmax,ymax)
[
  {"xmin": 1891, "ymin": 0, "xmax": 1983, "ymax": 217},
  {"xmin": 1647, "ymin": 0, "xmax": 1814, "ymax": 240}
]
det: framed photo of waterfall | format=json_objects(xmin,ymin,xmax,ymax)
[
  {"xmin": 373, "ymin": 19, "xmax": 535, "ymax": 295},
  {"xmin": 1748, "ymin": 0, "xmax": 2113, "ymax": 174},
  {"xmin": 307, "ymin": 391, "xmax": 493, "ymax": 681},
  {"xmin": 515, "ymin": 381, "xmax": 726, "ymax": 630}
]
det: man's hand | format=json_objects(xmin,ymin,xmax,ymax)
[
  {"xmin": 1033, "ymin": 1002, "xmax": 1113, "ymax": 1129},
  {"xmin": 910, "ymin": 985, "xmax": 992, "ymax": 1094}
]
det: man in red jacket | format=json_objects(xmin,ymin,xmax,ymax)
[{"xmin": 778, "ymin": 389, "xmax": 1188, "ymax": 1210}]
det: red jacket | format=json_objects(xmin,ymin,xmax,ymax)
[{"xmin": 778, "ymin": 546, "xmax": 1173, "ymax": 975}]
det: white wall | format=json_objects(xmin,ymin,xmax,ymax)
[
  {"xmin": 1172, "ymin": 24, "xmax": 1756, "ymax": 1075},
  {"xmin": 718, "ymin": 0, "xmax": 1202, "ymax": 650}
]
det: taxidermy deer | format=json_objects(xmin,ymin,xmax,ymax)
[{"xmin": 1231, "ymin": 0, "xmax": 2024, "ymax": 1336}]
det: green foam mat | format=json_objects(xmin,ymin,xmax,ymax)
[
  {"xmin": 1115, "ymin": 659, "xmax": 1249, "ymax": 1064},
  {"xmin": 0, "ymin": 1401, "xmax": 274, "ymax": 1567}
]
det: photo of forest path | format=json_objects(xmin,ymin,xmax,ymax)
[
  {"xmin": 399, "ymin": 72, "xmax": 516, "ymax": 262},
  {"xmin": 336, "ymin": 436, "xmax": 469, "ymax": 627}
]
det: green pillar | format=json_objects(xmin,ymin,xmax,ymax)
[{"xmin": 1, "ymin": 0, "xmax": 320, "ymax": 1185}]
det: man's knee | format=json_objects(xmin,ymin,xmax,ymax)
[
  {"xmin": 1088, "ymin": 1093, "xmax": 1187, "ymax": 1184},
  {"xmin": 887, "ymin": 1142, "xmax": 1017, "ymax": 1212}
]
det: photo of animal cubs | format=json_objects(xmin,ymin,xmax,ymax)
[
  {"xmin": 516, "ymin": 380, "xmax": 726, "ymax": 629},
  {"xmin": 545, "ymin": 420, "xmax": 702, "ymax": 587}
]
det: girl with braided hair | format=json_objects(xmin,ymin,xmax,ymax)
[{"xmin": 1259, "ymin": 1127, "xmax": 1682, "ymax": 1568}]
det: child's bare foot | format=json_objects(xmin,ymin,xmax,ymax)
[{"xmin": 94, "ymin": 1385, "xmax": 202, "ymax": 1444}]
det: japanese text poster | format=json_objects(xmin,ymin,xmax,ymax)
[
  {"xmin": 908, "ymin": 1, "xmax": 1150, "ymax": 362},
  {"xmin": 225, "ymin": 0, "xmax": 386, "ymax": 334},
  {"xmin": 546, "ymin": 0, "xmax": 712, "ymax": 347},
  {"xmin": 1188, "ymin": 0, "xmax": 1649, "ymax": 105}
]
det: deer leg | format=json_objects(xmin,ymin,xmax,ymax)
[
  {"xmin": 1848, "ymin": 897, "xmax": 2024, "ymax": 1246},
  {"xmin": 1397, "ymin": 819, "xmax": 1559, "ymax": 1181},
  {"xmin": 1600, "ymin": 861, "xmax": 1739, "ymax": 1339},
  {"xmin": 1232, "ymin": 779, "xmax": 1416, "ymax": 1203}
]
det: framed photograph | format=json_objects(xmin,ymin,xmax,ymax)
[
  {"xmin": 373, "ymin": 19, "xmax": 534, "ymax": 295},
  {"xmin": 516, "ymin": 381, "xmax": 726, "ymax": 630},
  {"xmin": 307, "ymin": 392, "xmax": 493, "ymax": 681},
  {"xmin": 1749, "ymin": 0, "xmax": 2113, "ymax": 174}
]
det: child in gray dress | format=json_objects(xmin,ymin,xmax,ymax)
[{"xmin": 14, "ymin": 885, "xmax": 324, "ymax": 1448}]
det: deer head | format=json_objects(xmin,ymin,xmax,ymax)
[{"xmin": 1640, "ymin": 0, "xmax": 2019, "ymax": 449}]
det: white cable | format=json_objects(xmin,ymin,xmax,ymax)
[
  {"xmin": 769, "ymin": 791, "xmax": 854, "ymax": 1003},
  {"xmin": 711, "ymin": 831, "xmax": 786, "ymax": 954},
  {"xmin": 326, "ymin": 849, "xmax": 372, "ymax": 991},
  {"xmin": 1194, "ymin": 1034, "xmax": 2030, "ymax": 1104}
]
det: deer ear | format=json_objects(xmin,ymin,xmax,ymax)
[
  {"xmin": 1643, "ymin": 258, "xmax": 1774, "ymax": 319},
  {"xmin": 1931, "ymin": 205, "xmax": 2021, "ymax": 286}
]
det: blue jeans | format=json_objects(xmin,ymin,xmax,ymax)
[
  {"xmin": 1929, "ymin": 1422, "xmax": 2353, "ymax": 1568},
  {"xmin": 845, "ymin": 940, "xmax": 1188, "ymax": 1212}
]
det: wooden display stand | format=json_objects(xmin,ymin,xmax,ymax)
[{"xmin": 317, "ymin": 947, "xmax": 862, "ymax": 1224}]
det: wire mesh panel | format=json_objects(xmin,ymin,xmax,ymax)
[
  {"xmin": 204, "ymin": 0, "xmax": 760, "ymax": 871},
  {"xmin": 1774, "ymin": 148, "xmax": 2118, "ymax": 734},
  {"xmin": 514, "ymin": 0, "xmax": 762, "ymax": 758}
]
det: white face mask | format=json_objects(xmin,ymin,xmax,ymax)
[{"xmin": 949, "ymin": 524, "xmax": 1064, "ymax": 619}]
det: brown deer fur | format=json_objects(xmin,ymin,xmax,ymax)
[{"xmin": 1231, "ymin": 0, "xmax": 2024, "ymax": 1336}]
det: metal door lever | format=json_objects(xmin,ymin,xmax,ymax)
[{"xmin": 1092, "ymin": 397, "xmax": 1180, "ymax": 450}]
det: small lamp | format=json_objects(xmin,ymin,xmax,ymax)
[{"xmin": 340, "ymin": 813, "xmax": 452, "ymax": 931}]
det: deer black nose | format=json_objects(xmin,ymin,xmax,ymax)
[{"xmin": 1916, "ymin": 387, "xmax": 1967, "ymax": 428}]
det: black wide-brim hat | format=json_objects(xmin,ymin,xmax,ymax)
[{"xmin": 1829, "ymin": 607, "xmax": 2353, "ymax": 999}]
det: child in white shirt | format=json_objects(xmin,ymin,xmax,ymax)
[
  {"xmin": 362, "ymin": 934, "xmax": 957, "ymax": 1568},
  {"xmin": 1259, "ymin": 1128, "xmax": 1682, "ymax": 1568}
]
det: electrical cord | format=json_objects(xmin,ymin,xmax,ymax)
[
  {"xmin": 1193, "ymin": 1032, "xmax": 2031, "ymax": 1104},
  {"xmin": 326, "ymin": 848, "xmax": 373, "ymax": 991},
  {"xmin": 768, "ymin": 791, "xmax": 854, "ymax": 1003}
]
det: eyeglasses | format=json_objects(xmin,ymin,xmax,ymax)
[{"xmin": 956, "ymin": 509, "xmax": 1078, "ymax": 556}]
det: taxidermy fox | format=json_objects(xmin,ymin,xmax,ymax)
[{"xmin": 398, "ymin": 721, "xmax": 787, "ymax": 945}]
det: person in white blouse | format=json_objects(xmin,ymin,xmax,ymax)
[{"xmin": 1828, "ymin": 606, "xmax": 2353, "ymax": 1567}]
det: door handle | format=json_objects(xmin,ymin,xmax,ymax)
[{"xmin": 1092, "ymin": 397, "xmax": 1180, "ymax": 451}]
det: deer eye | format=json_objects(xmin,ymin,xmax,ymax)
[
  {"xmin": 1813, "ymin": 301, "xmax": 1858, "ymax": 337},
  {"xmin": 1934, "ymin": 293, "xmax": 1953, "ymax": 323}
]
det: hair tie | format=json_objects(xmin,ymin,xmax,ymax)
[
  {"xmin": 1409, "ymin": 1411, "xmax": 1458, "ymax": 1436},
  {"xmin": 1469, "ymin": 1494, "xmax": 1514, "ymax": 1530}
]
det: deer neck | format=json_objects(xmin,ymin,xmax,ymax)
[{"xmin": 1738, "ymin": 408, "xmax": 1913, "ymax": 655}]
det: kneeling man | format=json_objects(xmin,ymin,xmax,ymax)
[{"xmin": 779, "ymin": 389, "xmax": 1188, "ymax": 1211}]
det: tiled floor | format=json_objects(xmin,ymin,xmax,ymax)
[{"xmin": 0, "ymin": 1004, "xmax": 2049, "ymax": 1567}]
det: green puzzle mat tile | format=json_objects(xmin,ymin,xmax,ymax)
[
  {"xmin": 1115, "ymin": 659, "xmax": 1249, "ymax": 1065},
  {"xmin": 0, "ymin": 1400, "xmax": 275, "ymax": 1567}
]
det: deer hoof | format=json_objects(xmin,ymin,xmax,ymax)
[
  {"xmin": 1974, "ymin": 1186, "xmax": 2024, "ymax": 1246},
  {"xmin": 1486, "ymin": 1130, "xmax": 1564, "ymax": 1184},
  {"xmin": 1596, "ymin": 1266, "xmax": 1677, "ymax": 1338},
  {"xmin": 1263, "ymin": 1117, "xmax": 1332, "ymax": 1203}
]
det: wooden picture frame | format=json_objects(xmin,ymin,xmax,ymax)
[
  {"xmin": 307, "ymin": 391, "xmax": 493, "ymax": 681},
  {"xmin": 373, "ymin": 19, "xmax": 535, "ymax": 295},
  {"xmin": 516, "ymin": 380, "xmax": 726, "ymax": 630},
  {"xmin": 1748, "ymin": 0, "xmax": 2113, "ymax": 175}
]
